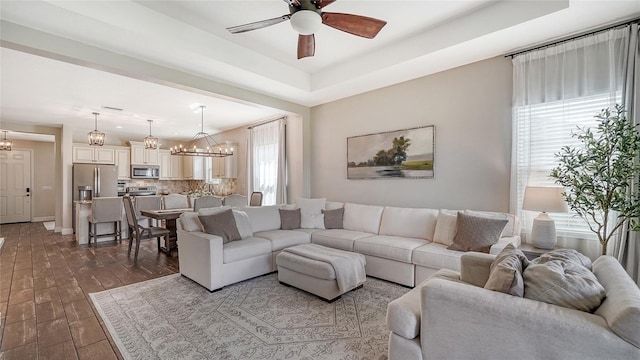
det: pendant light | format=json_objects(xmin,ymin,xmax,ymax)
[
  {"xmin": 144, "ymin": 119, "xmax": 159, "ymax": 150},
  {"xmin": 87, "ymin": 112, "xmax": 105, "ymax": 146},
  {"xmin": 0, "ymin": 131, "xmax": 12, "ymax": 151},
  {"xmin": 170, "ymin": 105, "xmax": 233, "ymax": 157}
]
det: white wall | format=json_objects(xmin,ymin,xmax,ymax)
[{"xmin": 310, "ymin": 56, "xmax": 513, "ymax": 212}]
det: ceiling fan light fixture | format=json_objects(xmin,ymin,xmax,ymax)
[{"xmin": 290, "ymin": 10, "xmax": 321, "ymax": 35}]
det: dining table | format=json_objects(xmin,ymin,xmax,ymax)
[{"xmin": 139, "ymin": 207, "xmax": 192, "ymax": 255}]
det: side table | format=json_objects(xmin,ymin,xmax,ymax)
[{"xmin": 520, "ymin": 243, "xmax": 559, "ymax": 260}]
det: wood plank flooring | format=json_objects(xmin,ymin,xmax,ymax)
[{"xmin": 0, "ymin": 222, "xmax": 179, "ymax": 359}]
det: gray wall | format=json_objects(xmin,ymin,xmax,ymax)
[{"xmin": 310, "ymin": 56, "xmax": 513, "ymax": 212}]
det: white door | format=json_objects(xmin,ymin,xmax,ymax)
[{"xmin": 0, "ymin": 150, "xmax": 32, "ymax": 223}]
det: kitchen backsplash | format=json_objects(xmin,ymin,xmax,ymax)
[{"xmin": 124, "ymin": 179, "xmax": 238, "ymax": 196}]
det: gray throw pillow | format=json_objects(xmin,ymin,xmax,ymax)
[
  {"xmin": 198, "ymin": 209, "xmax": 241, "ymax": 244},
  {"xmin": 448, "ymin": 212, "xmax": 508, "ymax": 253},
  {"xmin": 322, "ymin": 208, "xmax": 344, "ymax": 229},
  {"xmin": 279, "ymin": 208, "xmax": 301, "ymax": 230},
  {"xmin": 484, "ymin": 244, "xmax": 529, "ymax": 297},
  {"xmin": 524, "ymin": 259, "xmax": 606, "ymax": 312},
  {"xmin": 531, "ymin": 248, "xmax": 593, "ymax": 270}
]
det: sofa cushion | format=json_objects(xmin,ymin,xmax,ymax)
[
  {"xmin": 301, "ymin": 213, "xmax": 325, "ymax": 229},
  {"xmin": 464, "ymin": 209, "xmax": 519, "ymax": 238},
  {"xmin": 412, "ymin": 243, "xmax": 462, "ymax": 272},
  {"xmin": 343, "ymin": 203, "xmax": 384, "ymax": 234},
  {"xmin": 223, "ymin": 236, "xmax": 272, "ymax": 263},
  {"xmin": 484, "ymin": 244, "xmax": 529, "ymax": 297},
  {"xmin": 311, "ymin": 229, "xmax": 375, "ymax": 251},
  {"xmin": 593, "ymin": 256, "xmax": 640, "ymax": 348},
  {"xmin": 179, "ymin": 211, "xmax": 203, "ymax": 232},
  {"xmin": 279, "ymin": 208, "xmax": 301, "ymax": 230},
  {"xmin": 199, "ymin": 209, "xmax": 241, "ymax": 244},
  {"xmin": 241, "ymin": 205, "xmax": 282, "ymax": 233},
  {"xmin": 432, "ymin": 210, "xmax": 458, "ymax": 246},
  {"xmin": 232, "ymin": 210, "xmax": 254, "ymax": 239},
  {"xmin": 354, "ymin": 235, "xmax": 428, "ymax": 263},
  {"xmin": 448, "ymin": 213, "xmax": 508, "ymax": 253},
  {"xmin": 254, "ymin": 229, "xmax": 311, "ymax": 252},
  {"xmin": 322, "ymin": 208, "xmax": 344, "ymax": 229},
  {"xmin": 325, "ymin": 201, "xmax": 344, "ymax": 210},
  {"xmin": 524, "ymin": 259, "xmax": 605, "ymax": 312},
  {"xmin": 379, "ymin": 207, "xmax": 438, "ymax": 240}
]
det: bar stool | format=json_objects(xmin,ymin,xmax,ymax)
[{"xmin": 88, "ymin": 197, "xmax": 123, "ymax": 246}]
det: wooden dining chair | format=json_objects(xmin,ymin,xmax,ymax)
[
  {"xmin": 193, "ymin": 195, "xmax": 223, "ymax": 211},
  {"xmin": 122, "ymin": 195, "xmax": 170, "ymax": 263},
  {"xmin": 223, "ymin": 194, "xmax": 248, "ymax": 207},
  {"xmin": 249, "ymin": 191, "xmax": 263, "ymax": 206}
]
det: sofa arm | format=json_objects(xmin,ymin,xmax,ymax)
[
  {"xmin": 177, "ymin": 230, "xmax": 224, "ymax": 291},
  {"xmin": 420, "ymin": 278, "xmax": 639, "ymax": 360},
  {"xmin": 459, "ymin": 252, "xmax": 494, "ymax": 287}
]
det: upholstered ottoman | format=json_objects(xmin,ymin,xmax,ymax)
[{"xmin": 276, "ymin": 243, "xmax": 366, "ymax": 302}]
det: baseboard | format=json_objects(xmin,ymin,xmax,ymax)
[
  {"xmin": 33, "ymin": 216, "xmax": 55, "ymax": 222},
  {"xmin": 61, "ymin": 228, "xmax": 73, "ymax": 235}
]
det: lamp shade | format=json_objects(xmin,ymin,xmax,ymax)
[{"xmin": 522, "ymin": 186, "xmax": 568, "ymax": 213}]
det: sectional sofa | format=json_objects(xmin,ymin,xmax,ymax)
[{"xmin": 176, "ymin": 201, "xmax": 521, "ymax": 291}]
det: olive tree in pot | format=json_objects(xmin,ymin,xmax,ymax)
[{"xmin": 550, "ymin": 104, "xmax": 640, "ymax": 255}]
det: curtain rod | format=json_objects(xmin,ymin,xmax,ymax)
[
  {"xmin": 505, "ymin": 18, "xmax": 639, "ymax": 59},
  {"xmin": 247, "ymin": 116, "xmax": 287, "ymax": 130}
]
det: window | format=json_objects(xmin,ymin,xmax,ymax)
[{"xmin": 248, "ymin": 119, "xmax": 286, "ymax": 206}]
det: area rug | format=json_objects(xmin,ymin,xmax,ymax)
[
  {"xmin": 43, "ymin": 221, "xmax": 55, "ymax": 230},
  {"xmin": 90, "ymin": 273, "xmax": 409, "ymax": 360}
]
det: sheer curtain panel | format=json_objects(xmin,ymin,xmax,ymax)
[
  {"xmin": 247, "ymin": 119, "xmax": 287, "ymax": 206},
  {"xmin": 511, "ymin": 26, "xmax": 630, "ymax": 259}
]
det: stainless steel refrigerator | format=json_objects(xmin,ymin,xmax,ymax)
[{"xmin": 72, "ymin": 163, "xmax": 118, "ymax": 232}]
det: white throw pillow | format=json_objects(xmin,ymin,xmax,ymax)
[
  {"xmin": 232, "ymin": 210, "xmax": 254, "ymax": 239},
  {"xmin": 297, "ymin": 197, "xmax": 326, "ymax": 229},
  {"xmin": 180, "ymin": 212, "xmax": 203, "ymax": 232},
  {"xmin": 300, "ymin": 213, "xmax": 325, "ymax": 229},
  {"xmin": 433, "ymin": 210, "xmax": 458, "ymax": 246}
]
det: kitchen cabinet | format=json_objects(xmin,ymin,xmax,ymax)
[
  {"xmin": 72, "ymin": 144, "xmax": 115, "ymax": 164},
  {"xmin": 160, "ymin": 150, "xmax": 182, "ymax": 180},
  {"xmin": 130, "ymin": 141, "xmax": 159, "ymax": 165},
  {"xmin": 115, "ymin": 148, "xmax": 130, "ymax": 180},
  {"xmin": 183, "ymin": 156, "xmax": 204, "ymax": 180},
  {"xmin": 211, "ymin": 142, "xmax": 238, "ymax": 178}
]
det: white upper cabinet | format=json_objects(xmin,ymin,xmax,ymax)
[
  {"xmin": 160, "ymin": 150, "xmax": 182, "ymax": 180},
  {"xmin": 115, "ymin": 148, "xmax": 130, "ymax": 180},
  {"xmin": 130, "ymin": 141, "xmax": 159, "ymax": 165},
  {"xmin": 210, "ymin": 142, "xmax": 238, "ymax": 179},
  {"xmin": 72, "ymin": 144, "xmax": 115, "ymax": 164},
  {"xmin": 183, "ymin": 156, "xmax": 204, "ymax": 180}
]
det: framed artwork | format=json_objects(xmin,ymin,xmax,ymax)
[{"xmin": 347, "ymin": 125, "xmax": 434, "ymax": 179}]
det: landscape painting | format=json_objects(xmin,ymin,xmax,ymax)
[{"xmin": 347, "ymin": 125, "xmax": 434, "ymax": 179}]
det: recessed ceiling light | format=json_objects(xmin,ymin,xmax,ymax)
[{"xmin": 115, "ymin": 126, "xmax": 123, "ymax": 129}]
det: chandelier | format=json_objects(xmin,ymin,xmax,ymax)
[
  {"xmin": 87, "ymin": 112, "xmax": 105, "ymax": 146},
  {"xmin": 0, "ymin": 131, "xmax": 12, "ymax": 151},
  {"xmin": 144, "ymin": 119, "xmax": 159, "ymax": 150},
  {"xmin": 171, "ymin": 105, "xmax": 233, "ymax": 157}
]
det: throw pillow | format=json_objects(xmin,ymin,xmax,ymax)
[
  {"xmin": 198, "ymin": 209, "xmax": 241, "ymax": 244},
  {"xmin": 448, "ymin": 212, "xmax": 508, "ymax": 253},
  {"xmin": 279, "ymin": 208, "xmax": 301, "ymax": 230},
  {"xmin": 464, "ymin": 209, "xmax": 513, "ymax": 238},
  {"xmin": 322, "ymin": 208, "xmax": 344, "ymax": 229},
  {"xmin": 484, "ymin": 244, "xmax": 529, "ymax": 297},
  {"xmin": 232, "ymin": 210, "xmax": 253, "ymax": 239},
  {"xmin": 179, "ymin": 212, "xmax": 203, "ymax": 232},
  {"xmin": 297, "ymin": 197, "xmax": 326, "ymax": 228},
  {"xmin": 198, "ymin": 206, "xmax": 231, "ymax": 216},
  {"xmin": 531, "ymin": 248, "xmax": 593, "ymax": 270},
  {"xmin": 524, "ymin": 259, "xmax": 606, "ymax": 312},
  {"xmin": 301, "ymin": 213, "xmax": 325, "ymax": 229},
  {"xmin": 433, "ymin": 210, "xmax": 458, "ymax": 246}
]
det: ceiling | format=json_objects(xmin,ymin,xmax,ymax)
[{"xmin": 1, "ymin": 0, "xmax": 639, "ymax": 142}]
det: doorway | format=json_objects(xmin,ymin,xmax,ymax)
[{"xmin": 0, "ymin": 149, "xmax": 32, "ymax": 223}]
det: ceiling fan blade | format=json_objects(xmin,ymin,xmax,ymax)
[
  {"xmin": 321, "ymin": 12, "xmax": 386, "ymax": 39},
  {"xmin": 227, "ymin": 14, "xmax": 291, "ymax": 34},
  {"xmin": 297, "ymin": 34, "xmax": 315, "ymax": 59},
  {"xmin": 318, "ymin": 0, "xmax": 337, "ymax": 8}
]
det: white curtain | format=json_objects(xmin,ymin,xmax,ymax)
[
  {"xmin": 247, "ymin": 118, "xmax": 287, "ymax": 206},
  {"xmin": 511, "ymin": 26, "xmax": 630, "ymax": 260}
]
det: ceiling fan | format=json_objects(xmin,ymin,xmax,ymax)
[{"xmin": 227, "ymin": 0, "xmax": 387, "ymax": 59}]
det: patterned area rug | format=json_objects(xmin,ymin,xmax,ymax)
[{"xmin": 90, "ymin": 273, "xmax": 409, "ymax": 360}]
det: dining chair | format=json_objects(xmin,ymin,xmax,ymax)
[
  {"xmin": 223, "ymin": 194, "xmax": 248, "ymax": 207},
  {"xmin": 163, "ymin": 194, "xmax": 189, "ymax": 209},
  {"xmin": 122, "ymin": 195, "xmax": 170, "ymax": 263},
  {"xmin": 193, "ymin": 195, "xmax": 223, "ymax": 211},
  {"xmin": 88, "ymin": 197, "xmax": 123, "ymax": 246},
  {"xmin": 249, "ymin": 192, "xmax": 263, "ymax": 206},
  {"xmin": 135, "ymin": 195, "xmax": 162, "ymax": 226}
]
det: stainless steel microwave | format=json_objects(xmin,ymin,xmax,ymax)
[{"xmin": 131, "ymin": 165, "xmax": 160, "ymax": 179}]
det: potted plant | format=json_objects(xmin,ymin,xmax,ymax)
[{"xmin": 550, "ymin": 104, "xmax": 640, "ymax": 255}]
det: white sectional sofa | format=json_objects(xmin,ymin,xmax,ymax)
[{"xmin": 176, "ymin": 201, "xmax": 520, "ymax": 291}]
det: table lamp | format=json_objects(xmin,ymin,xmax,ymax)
[{"xmin": 522, "ymin": 186, "xmax": 568, "ymax": 249}]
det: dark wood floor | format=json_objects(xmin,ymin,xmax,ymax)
[{"xmin": 0, "ymin": 222, "xmax": 179, "ymax": 359}]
